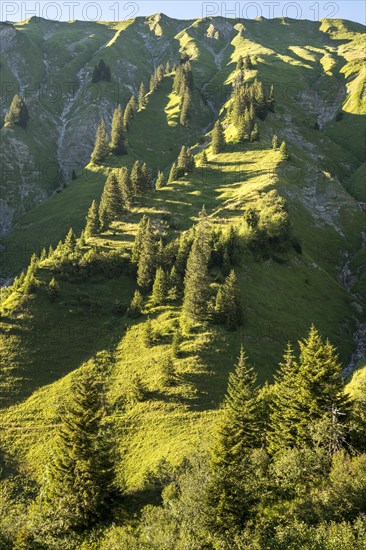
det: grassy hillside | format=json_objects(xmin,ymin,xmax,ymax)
[{"xmin": 0, "ymin": 15, "xmax": 365, "ymax": 524}]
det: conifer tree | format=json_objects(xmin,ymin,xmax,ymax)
[
  {"xmin": 201, "ymin": 150, "xmax": 208, "ymax": 167},
  {"xmin": 272, "ymin": 134, "xmax": 280, "ymax": 149},
  {"xmin": 132, "ymin": 215, "xmax": 149, "ymax": 264},
  {"xmin": 155, "ymin": 170, "xmax": 165, "ymax": 189},
  {"xmin": 123, "ymin": 95, "xmax": 137, "ymax": 128},
  {"xmin": 92, "ymin": 59, "xmax": 111, "ymax": 83},
  {"xmin": 23, "ymin": 254, "xmax": 38, "ymax": 294},
  {"xmin": 137, "ymin": 218, "xmax": 157, "ymax": 290},
  {"xmin": 250, "ymin": 123, "xmax": 260, "ymax": 142},
  {"xmin": 168, "ymin": 162, "xmax": 178, "ymax": 183},
  {"xmin": 63, "ymin": 228, "xmax": 76, "ymax": 256},
  {"xmin": 4, "ymin": 94, "xmax": 29, "ymax": 129},
  {"xmin": 41, "ymin": 368, "xmax": 112, "ymax": 531},
  {"xmin": 180, "ymin": 88, "xmax": 192, "ymax": 126},
  {"xmin": 110, "ymin": 105, "xmax": 127, "ymax": 155},
  {"xmin": 129, "ymin": 289, "xmax": 143, "ymax": 317},
  {"xmin": 168, "ymin": 265, "xmax": 182, "ymax": 301},
  {"xmin": 182, "ymin": 211, "xmax": 211, "ymax": 323},
  {"xmin": 165, "ymin": 60, "xmax": 171, "ymax": 73},
  {"xmin": 118, "ymin": 166, "xmax": 133, "ymax": 207},
  {"xmin": 279, "ymin": 140, "xmax": 289, "ymax": 160},
  {"xmin": 130, "ymin": 160, "xmax": 144, "ymax": 195},
  {"xmin": 141, "ymin": 162, "xmax": 151, "ymax": 191},
  {"xmin": 85, "ymin": 200, "xmax": 100, "ymax": 238},
  {"xmin": 211, "ymin": 121, "xmax": 226, "ymax": 154},
  {"xmin": 151, "ymin": 267, "xmax": 168, "ymax": 306},
  {"xmin": 209, "ymin": 348, "xmax": 260, "ymax": 530},
  {"xmin": 99, "ymin": 172, "xmax": 123, "ymax": 229},
  {"xmin": 138, "ymin": 82, "xmax": 147, "ymax": 109},
  {"xmin": 91, "ymin": 120, "xmax": 110, "ymax": 164},
  {"xmin": 215, "ymin": 270, "xmax": 243, "ymax": 330}
]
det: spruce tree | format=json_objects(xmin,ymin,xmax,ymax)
[
  {"xmin": 182, "ymin": 211, "xmax": 211, "ymax": 323},
  {"xmin": 211, "ymin": 121, "xmax": 226, "ymax": 154},
  {"xmin": 180, "ymin": 88, "xmax": 192, "ymax": 126},
  {"xmin": 244, "ymin": 54, "xmax": 253, "ymax": 69},
  {"xmin": 129, "ymin": 289, "xmax": 143, "ymax": 317},
  {"xmin": 279, "ymin": 140, "xmax": 289, "ymax": 160},
  {"xmin": 110, "ymin": 105, "xmax": 127, "ymax": 155},
  {"xmin": 168, "ymin": 162, "xmax": 178, "ymax": 183},
  {"xmin": 215, "ymin": 270, "xmax": 243, "ymax": 330},
  {"xmin": 138, "ymin": 82, "xmax": 147, "ymax": 109},
  {"xmin": 85, "ymin": 200, "xmax": 100, "ymax": 238},
  {"xmin": 130, "ymin": 160, "xmax": 144, "ymax": 195},
  {"xmin": 99, "ymin": 172, "xmax": 123, "ymax": 229},
  {"xmin": 4, "ymin": 94, "xmax": 29, "ymax": 129},
  {"xmin": 137, "ymin": 218, "xmax": 157, "ymax": 290},
  {"xmin": 118, "ymin": 166, "xmax": 133, "ymax": 207},
  {"xmin": 155, "ymin": 170, "xmax": 165, "ymax": 189},
  {"xmin": 141, "ymin": 162, "xmax": 151, "ymax": 191},
  {"xmin": 91, "ymin": 120, "xmax": 110, "ymax": 164},
  {"xmin": 131, "ymin": 215, "xmax": 149, "ymax": 264},
  {"xmin": 143, "ymin": 318, "xmax": 154, "ymax": 347},
  {"xmin": 209, "ymin": 348, "xmax": 260, "ymax": 531},
  {"xmin": 48, "ymin": 276, "xmax": 59, "ymax": 300},
  {"xmin": 123, "ymin": 95, "xmax": 137, "ymax": 128},
  {"xmin": 151, "ymin": 267, "xmax": 168, "ymax": 306},
  {"xmin": 63, "ymin": 228, "xmax": 76, "ymax": 256},
  {"xmin": 201, "ymin": 150, "xmax": 208, "ymax": 167},
  {"xmin": 41, "ymin": 368, "xmax": 112, "ymax": 531}
]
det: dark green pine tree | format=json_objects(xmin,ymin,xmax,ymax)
[
  {"xmin": 201, "ymin": 150, "xmax": 208, "ymax": 167},
  {"xmin": 180, "ymin": 88, "xmax": 192, "ymax": 126},
  {"xmin": 182, "ymin": 210, "xmax": 211, "ymax": 324},
  {"xmin": 41, "ymin": 368, "xmax": 113, "ymax": 532},
  {"xmin": 138, "ymin": 82, "xmax": 147, "ymax": 109},
  {"xmin": 137, "ymin": 218, "xmax": 157, "ymax": 291},
  {"xmin": 268, "ymin": 327, "xmax": 348, "ymax": 453},
  {"xmin": 209, "ymin": 348, "xmax": 260, "ymax": 532},
  {"xmin": 155, "ymin": 170, "xmax": 165, "ymax": 189},
  {"xmin": 118, "ymin": 166, "xmax": 133, "ymax": 207},
  {"xmin": 4, "ymin": 94, "xmax": 29, "ymax": 129},
  {"xmin": 141, "ymin": 162, "xmax": 152, "ymax": 191},
  {"xmin": 131, "ymin": 215, "xmax": 149, "ymax": 264},
  {"xmin": 211, "ymin": 121, "xmax": 226, "ymax": 154},
  {"xmin": 110, "ymin": 105, "xmax": 127, "ymax": 155},
  {"xmin": 99, "ymin": 172, "xmax": 123, "ymax": 230},
  {"xmin": 130, "ymin": 160, "xmax": 144, "ymax": 195},
  {"xmin": 279, "ymin": 140, "xmax": 289, "ymax": 160},
  {"xmin": 123, "ymin": 95, "xmax": 138, "ymax": 128},
  {"xmin": 85, "ymin": 200, "xmax": 100, "ymax": 238},
  {"xmin": 129, "ymin": 289, "xmax": 143, "ymax": 318},
  {"xmin": 151, "ymin": 267, "xmax": 168, "ymax": 306},
  {"xmin": 168, "ymin": 161, "xmax": 178, "ymax": 183},
  {"xmin": 177, "ymin": 146, "xmax": 195, "ymax": 176},
  {"xmin": 91, "ymin": 120, "xmax": 110, "ymax": 164},
  {"xmin": 215, "ymin": 270, "xmax": 243, "ymax": 330},
  {"xmin": 63, "ymin": 227, "xmax": 77, "ymax": 256}
]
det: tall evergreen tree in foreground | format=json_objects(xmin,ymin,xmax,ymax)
[
  {"xmin": 182, "ymin": 209, "xmax": 211, "ymax": 324},
  {"xmin": 91, "ymin": 120, "xmax": 109, "ymax": 163},
  {"xmin": 4, "ymin": 94, "xmax": 29, "ymax": 129},
  {"xmin": 209, "ymin": 347, "xmax": 260, "ymax": 532},
  {"xmin": 84, "ymin": 200, "xmax": 100, "ymax": 238},
  {"xmin": 211, "ymin": 121, "xmax": 226, "ymax": 154},
  {"xmin": 268, "ymin": 326, "xmax": 347, "ymax": 453},
  {"xmin": 40, "ymin": 368, "xmax": 113, "ymax": 532},
  {"xmin": 110, "ymin": 105, "xmax": 127, "ymax": 155}
]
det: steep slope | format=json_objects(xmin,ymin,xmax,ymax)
[{"xmin": 0, "ymin": 14, "xmax": 365, "ymax": 494}]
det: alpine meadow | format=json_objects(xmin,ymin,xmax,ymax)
[{"xmin": 0, "ymin": 10, "xmax": 366, "ymax": 549}]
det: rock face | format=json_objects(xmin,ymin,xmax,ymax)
[{"xmin": 0, "ymin": 16, "xmax": 365, "ymax": 235}]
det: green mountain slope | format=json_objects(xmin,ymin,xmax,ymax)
[{"xmin": 0, "ymin": 12, "xmax": 365, "ymax": 510}]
